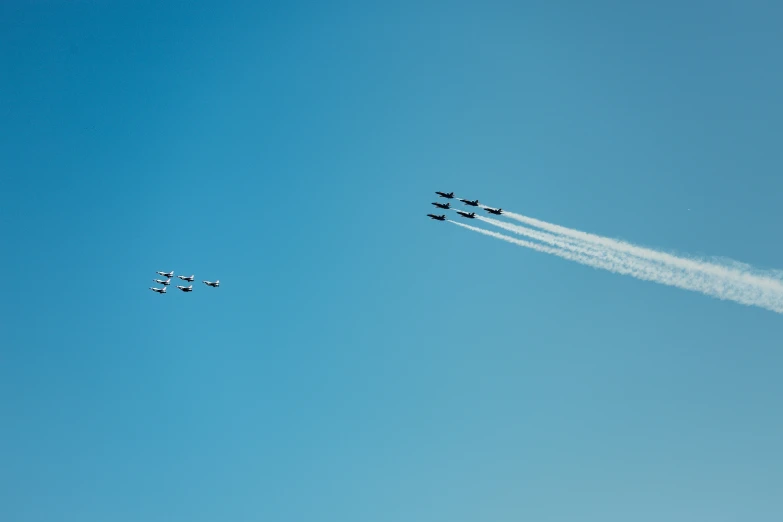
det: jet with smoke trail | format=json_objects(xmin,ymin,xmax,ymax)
[{"xmin": 428, "ymin": 191, "xmax": 783, "ymax": 313}]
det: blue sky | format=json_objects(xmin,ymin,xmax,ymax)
[{"xmin": 2, "ymin": 1, "xmax": 782, "ymax": 520}]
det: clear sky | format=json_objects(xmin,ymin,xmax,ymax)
[{"xmin": 2, "ymin": 1, "xmax": 782, "ymax": 521}]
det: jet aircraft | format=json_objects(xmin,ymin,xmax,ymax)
[
  {"xmin": 459, "ymin": 199, "xmax": 479, "ymax": 206},
  {"xmin": 203, "ymin": 280, "xmax": 220, "ymax": 287},
  {"xmin": 436, "ymin": 191, "xmax": 454, "ymax": 199},
  {"xmin": 456, "ymin": 211, "xmax": 476, "ymax": 219},
  {"xmin": 156, "ymin": 270, "xmax": 174, "ymax": 278},
  {"xmin": 177, "ymin": 284, "xmax": 193, "ymax": 292},
  {"xmin": 178, "ymin": 274, "xmax": 195, "ymax": 282},
  {"xmin": 484, "ymin": 207, "xmax": 503, "ymax": 215},
  {"xmin": 153, "ymin": 278, "xmax": 171, "ymax": 286},
  {"xmin": 149, "ymin": 286, "xmax": 167, "ymax": 294},
  {"xmin": 427, "ymin": 214, "xmax": 446, "ymax": 221},
  {"xmin": 431, "ymin": 202, "xmax": 450, "ymax": 209}
]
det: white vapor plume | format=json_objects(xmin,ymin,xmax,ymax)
[
  {"xmin": 499, "ymin": 209, "xmax": 783, "ymax": 294},
  {"xmin": 449, "ymin": 219, "xmax": 783, "ymax": 314}
]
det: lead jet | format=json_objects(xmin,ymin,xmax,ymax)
[
  {"xmin": 456, "ymin": 211, "xmax": 476, "ymax": 219},
  {"xmin": 156, "ymin": 270, "xmax": 174, "ymax": 278},
  {"xmin": 153, "ymin": 278, "xmax": 171, "ymax": 286},
  {"xmin": 177, "ymin": 284, "xmax": 193, "ymax": 292},
  {"xmin": 427, "ymin": 214, "xmax": 446, "ymax": 221},
  {"xmin": 149, "ymin": 286, "xmax": 167, "ymax": 294},
  {"xmin": 203, "ymin": 280, "xmax": 220, "ymax": 287},
  {"xmin": 178, "ymin": 274, "xmax": 195, "ymax": 282},
  {"xmin": 436, "ymin": 191, "xmax": 454, "ymax": 199},
  {"xmin": 459, "ymin": 198, "xmax": 479, "ymax": 207},
  {"xmin": 431, "ymin": 202, "xmax": 450, "ymax": 209},
  {"xmin": 484, "ymin": 207, "xmax": 503, "ymax": 215}
]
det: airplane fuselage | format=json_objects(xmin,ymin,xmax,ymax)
[
  {"xmin": 432, "ymin": 202, "xmax": 450, "ymax": 209},
  {"xmin": 485, "ymin": 208, "xmax": 502, "ymax": 215},
  {"xmin": 457, "ymin": 211, "xmax": 476, "ymax": 218},
  {"xmin": 460, "ymin": 199, "xmax": 479, "ymax": 206},
  {"xmin": 427, "ymin": 214, "xmax": 446, "ymax": 221},
  {"xmin": 436, "ymin": 192, "xmax": 454, "ymax": 199}
]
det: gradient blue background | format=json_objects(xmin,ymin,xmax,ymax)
[{"xmin": 2, "ymin": 1, "xmax": 782, "ymax": 521}]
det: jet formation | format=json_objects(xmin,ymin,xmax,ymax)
[
  {"xmin": 428, "ymin": 190, "xmax": 504, "ymax": 223},
  {"xmin": 149, "ymin": 270, "xmax": 220, "ymax": 295}
]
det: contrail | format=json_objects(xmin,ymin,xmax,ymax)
[
  {"xmin": 474, "ymin": 214, "xmax": 780, "ymax": 307},
  {"xmin": 449, "ymin": 219, "xmax": 783, "ymax": 314},
  {"xmin": 474, "ymin": 215, "xmax": 608, "ymax": 259},
  {"xmin": 497, "ymin": 208, "xmax": 783, "ymax": 294},
  {"xmin": 448, "ymin": 220, "xmax": 607, "ymax": 264}
]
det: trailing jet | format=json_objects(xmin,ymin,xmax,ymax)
[
  {"xmin": 149, "ymin": 286, "xmax": 167, "ymax": 294},
  {"xmin": 427, "ymin": 214, "xmax": 446, "ymax": 221},
  {"xmin": 431, "ymin": 202, "xmax": 450, "ymax": 209},
  {"xmin": 203, "ymin": 280, "xmax": 220, "ymax": 287},
  {"xmin": 153, "ymin": 278, "xmax": 171, "ymax": 286},
  {"xmin": 436, "ymin": 191, "xmax": 454, "ymax": 199},
  {"xmin": 456, "ymin": 211, "xmax": 476, "ymax": 219},
  {"xmin": 177, "ymin": 284, "xmax": 193, "ymax": 292},
  {"xmin": 459, "ymin": 199, "xmax": 479, "ymax": 207},
  {"xmin": 178, "ymin": 274, "xmax": 195, "ymax": 282},
  {"xmin": 484, "ymin": 207, "xmax": 503, "ymax": 215},
  {"xmin": 156, "ymin": 270, "xmax": 174, "ymax": 278}
]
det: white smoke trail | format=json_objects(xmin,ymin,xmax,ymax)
[
  {"xmin": 449, "ymin": 220, "xmax": 783, "ymax": 314},
  {"xmin": 499, "ymin": 209, "xmax": 783, "ymax": 294},
  {"xmin": 473, "ymin": 215, "xmax": 609, "ymax": 259}
]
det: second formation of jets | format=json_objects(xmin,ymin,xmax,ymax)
[{"xmin": 149, "ymin": 271, "xmax": 220, "ymax": 295}]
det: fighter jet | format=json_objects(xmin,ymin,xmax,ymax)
[
  {"xmin": 484, "ymin": 207, "xmax": 503, "ymax": 215},
  {"xmin": 431, "ymin": 202, "xmax": 450, "ymax": 209},
  {"xmin": 435, "ymin": 191, "xmax": 454, "ymax": 199},
  {"xmin": 459, "ymin": 198, "xmax": 479, "ymax": 207},
  {"xmin": 456, "ymin": 211, "xmax": 476, "ymax": 219},
  {"xmin": 176, "ymin": 284, "xmax": 193, "ymax": 292},
  {"xmin": 149, "ymin": 286, "xmax": 167, "ymax": 294},
  {"xmin": 177, "ymin": 274, "xmax": 195, "ymax": 282},
  {"xmin": 203, "ymin": 280, "xmax": 220, "ymax": 287},
  {"xmin": 156, "ymin": 270, "xmax": 174, "ymax": 278},
  {"xmin": 427, "ymin": 214, "xmax": 446, "ymax": 221},
  {"xmin": 153, "ymin": 278, "xmax": 171, "ymax": 286}
]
